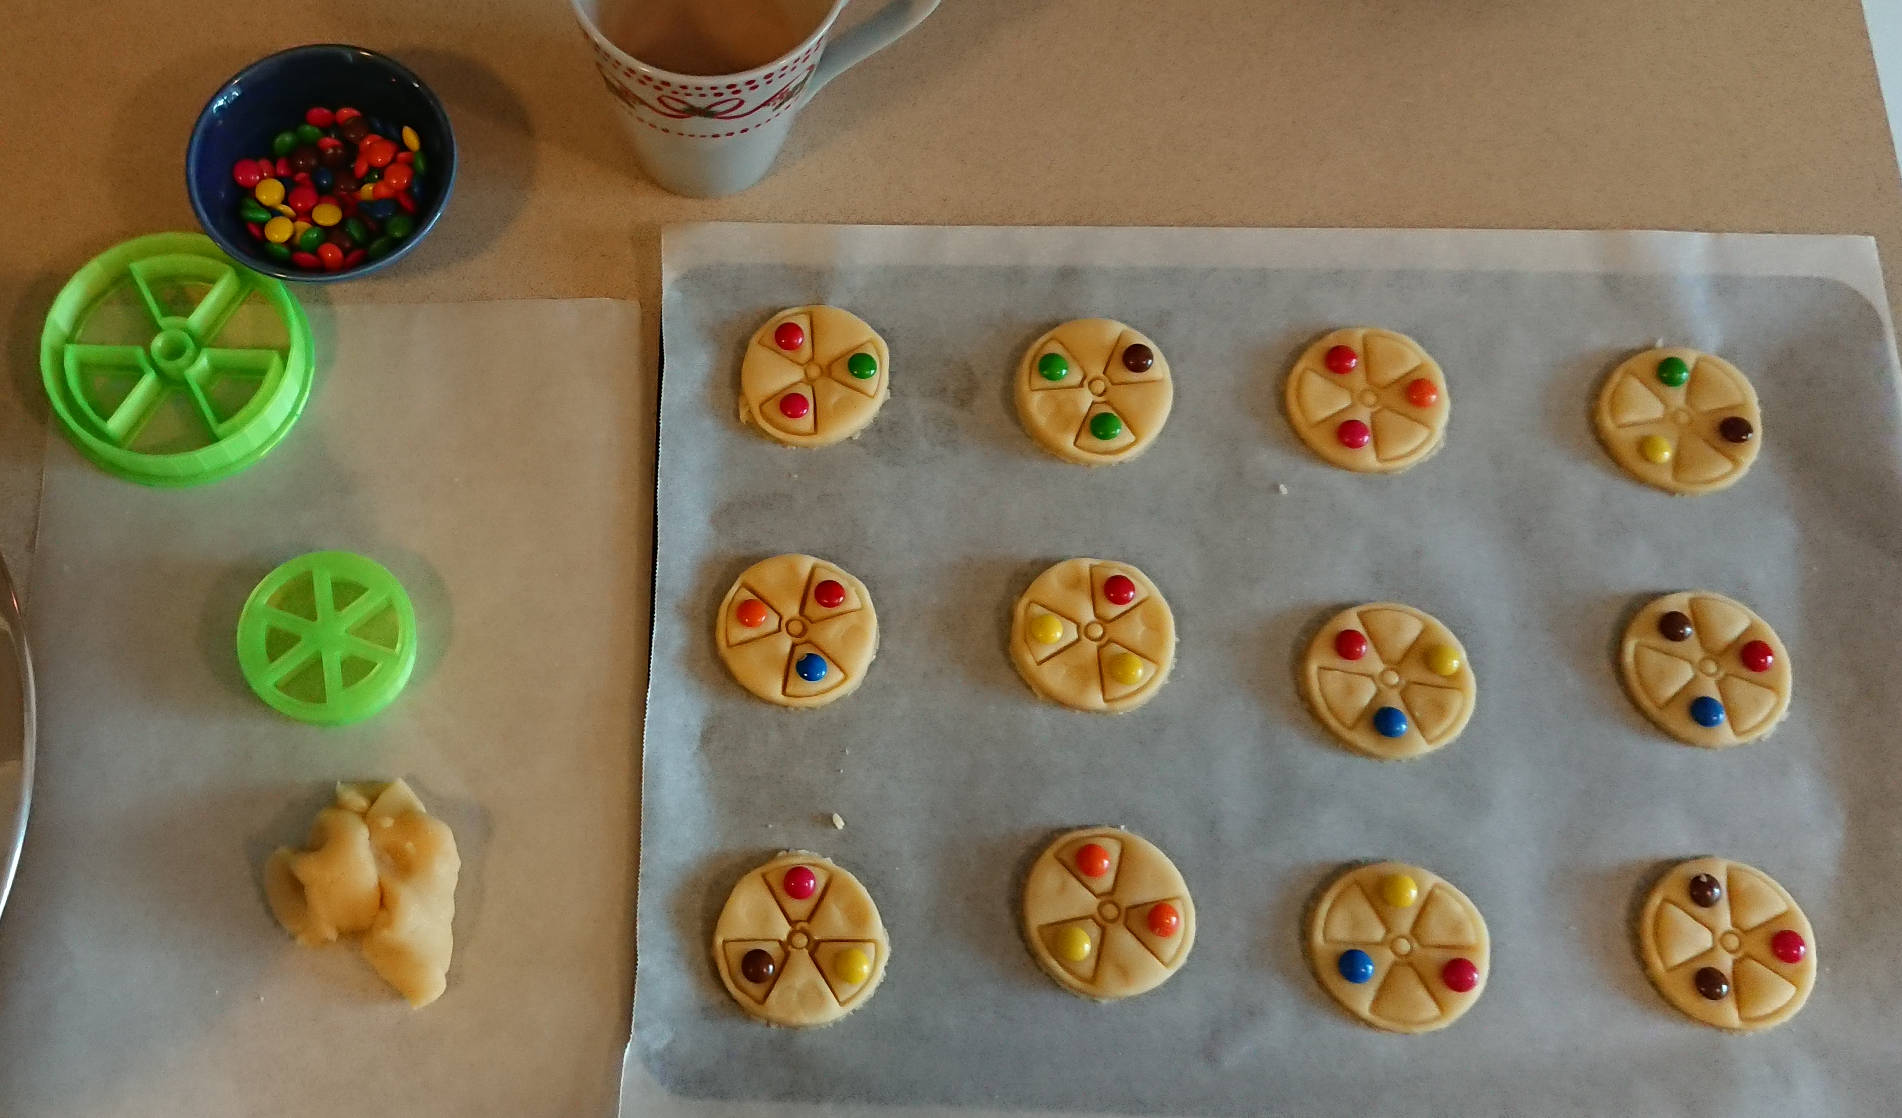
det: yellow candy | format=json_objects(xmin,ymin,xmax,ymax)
[
  {"xmin": 401, "ymin": 125, "xmax": 421, "ymax": 152},
  {"xmin": 272, "ymin": 204, "xmax": 295, "ymax": 218},
  {"xmin": 1639, "ymin": 434, "xmax": 1673, "ymax": 465},
  {"xmin": 833, "ymin": 947, "xmax": 872, "ymax": 985},
  {"xmin": 310, "ymin": 202, "xmax": 343, "ymax": 228},
  {"xmin": 292, "ymin": 220, "xmax": 312, "ymax": 236},
  {"xmin": 1108, "ymin": 652, "xmax": 1145, "ymax": 686},
  {"xmin": 358, "ymin": 184, "xmax": 376, "ymax": 201},
  {"xmin": 1426, "ymin": 645, "xmax": 1462, "ymax": 677},
  {"xmin": 1380, "ymin": 873, "xmax": 1419, "ymax": 908},
  {"xmin": 1054, "ymin": 925, "xmax": 1092, "ymax": 962},
  {"xmin": 253, "ymin": 178, "xmax": 285, "ymax": 207},
  {"xmin": 1029, "ymin": 613, "xmax": 1064, "ymax": 645},
  {"xmin": 262, "ymin": 216, "xmax": 294, "ymax": 244}
]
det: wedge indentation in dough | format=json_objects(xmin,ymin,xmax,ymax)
[
  {"xmin": 1295, "ymin": 369, "xmax": 1355, "ymax": 424},
  {"xmin": 1317, "ymin": 668, "xmax": 1379, "ymax": 727},
  {"xmin": 1690, "ymin": 597, "xmax": 1753, "ymax": 651},
  {"xmin": 812, "ymin": 377, "xmax": 876, "ymax": 433},
  {"xmin": 828, "ymin": 345, "xmax": 883, "ymax": 397},
  {"xmin": 1029, "ymin": 339, "xmax": 1086, "ymax": 390},
  {"xmin": 743, "ymin": 348, "xmax": 807, "ymax": 401},
  {"xmin": 1372, "ymin": 408, "xmax": 1434, "ymax": 462},
  {"xmin": 724, "ymin": 592, "xmax": 783, "ymax": 646},
  {"xmin": 1124, "ymin": 899, "xmax": 1190, "ymax": 965},
  {"xmin": 1733, "ymin": 957, "xmax": 1797, "ymax": 1020},
  {"xmin": 1608, "ymin": 376, "xmax": 1667, "ymax": 426},
  {"xmin": 1370, "ymin": 963, "xmax": 1441, "ymax": 1024},
  {"xmin": 1654, "ymin": 902, "xmax": 1715, "ymax": 968},
  {"xmin": 1717, "ymin": 675, "xmax": 1780, "ymax": 735},
  {"xmin": 763, "ymin": 386, "xmax": 817, "ymax": 436},
  {"xmin": 1024, "ymin": 603, "xmax": 1080, "ymax": 663},
  {"xmin": 1322, "ymin": 883, "xmax": 1388, "ymax": 944},
  {"xmin": 1412, "ymin": 885, "xmax": 1480, "ymax": 948},
  {"xmin": 1401, "ymin": 682, "xmax": 1466, "ymax": 743},
  {"xmin": 1725, "ymin": 868, "xmax": 1789, "ymax": 931},
  {"xmin": 758, "ymin": 312, "xmax": 814, "ymax": 364},
  {"xmin": 1076, "ymin": 403, "xmax": 1138, "ymax": 454},
  {"xmin": 1039, "ymin": 918, "xmax": 1104, "ymax": 982},
  {"xmin": 1673, "ymin": 435, "xmax": 1734, "ymax": 484},
  {"xmin": 1633, "ymin": 645, "xmax": 1697, "ymax": 706},
  {"xmin": 1058, "ymin": 835, "xmax": 1123, "ymax": 895},
  {"xmin": 811, "ymin": 939, "xmax": 881, "ymax": 1005},
  {"xmin": 783, "ymin": 642, "xmax": 848, "ymax": 698},
  {"xmin": 722, "ymin": 939, "xmax": 789, "ymax": 1004},
  {"xmin": 1360, "ymin": 609, "xmax": 1425, "ymax": 665},
  {"xmin": 1687, "ymin": 360, "xmax": 1744, "ymax": 411},
  {"xmin": 802, "ymin": 566, "xmax": 864, "ymax": 619},
  {"xmin": 1105, "ymin": 601, "xmax": 1172, "ymax": 662},
  {"xmin": 1364, "ymin": 333, "xmax": 1421, "ymax": 387},
  {"xmin": 767, "ymin": 866, "xmax": 830, "ymax": 924},
  {"xmin": 807, "ymin": 306, "xmax": 873, "ymax": 365},
  {"xmin": 1090, "ymin": 564, "xmax": 1148, "ymax": 619},
  {"xmin": 1098, "ymin": 641, "xmax": 1156, "ymax": 703}
]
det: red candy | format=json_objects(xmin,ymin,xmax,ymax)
[
  {"xmin": 286, "ymin": 184, "xmax": 318, "ymax": 215},
  {"xmin": 366, "ymin": 139, "xmax": 397, "ymax": 168},
  {"xmin": 245, "ymin": 221, "xmax": 264, "ymax": 241},
  {"xmin": 777, "ymin": 393, "xmax": 810, "ymax": 420},
  {"xmin": 289, "ymin": 251, "xmax": 321, "ymax": 269},
  {"xmin": 396, "ymin": 190, "xmax": 417, "ymax": 214},
  {"xmin": 305, "ymin": 106, "xmax": 335, "ymax": 128},
  {"xmin": 774, "ymin": 321, "xmax": 805, "ymax": 351},
  {"xmin": 1103, "ymin": 574, "xmax": 1137, "ymax": 605},
  {"xmin": 396, "ymin": 150, "xmax": 414, "ymax": 164},
  {"xmin": 1441, "ymin": 957, "xmax": 1480, "ymax": 993},
  {"xmin": 1740, "ymin": 640, "xmax": 1774, "ymax": 673},
  {"xmin": 1324, "ymin": 345, "xmax": 1359, "ymax": 375},
  {"xmin": 382, "ymin": 162, "xmax": 414, "ymax": 191},
  {"xmin": 275, "ymin": 157, "xmax": 292, "ymax": 177},
  {"xmin": 1337, "ymin": 419, "xmax": 1371, "ymax": 449},
  {"xmin": 1771, "ymin": 929, "xmax": 1806, "ymax": 963},
  {"xmin": 814, "ymin": 579, "xmax": 846, "ymax": 609},
  {"xmin": 334, "ymin": 106, "xmax": 362, "ymax": 123},
  {"xmin": 316, "ymin": 242, "xmax": 344, "ymax": 271},
  {"xmin": 1074, "ymin": 843, "xmax": 1111, "ymax": 878},
  {"xmin": 371, "ymin": 181, "xmax": 399, "ymax": 201},
  {"xmin": 233, "ymin": 159, "xmax": 265, "ymax": 188},
  {"xmin": 1406, "ymin": 378, "xmax": 1438, "ymax": 408},
  {"xmin": 1335, "ymin": 629, "xmax": 1368, "ymax": 660},
  {"xmin": 342, "ymin": 249, "xmax": 367, "ymax": 269},
  {"xmin": 1146, "ymin": 902, "xmax": 1180, "ymax": 938},
  {"xmin": 783, "ymin": 865, "xmax": 817, "ymax": 900},
  {"xmin": 317, "ymin": 136, "xmax": 344, "ymax": 153}
]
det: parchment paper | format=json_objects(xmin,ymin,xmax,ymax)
[
  {"xmin": 631, "ymin": 225, "xmax": 1902, "ymax": 1118},
  {"xmin": 0, "ymin": 299, "xmax": 648, "ymax": 1118}
]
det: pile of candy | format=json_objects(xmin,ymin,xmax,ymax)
[{"xmin": 231, "ymin": 106, "xmax": 429, "ymax": 273}]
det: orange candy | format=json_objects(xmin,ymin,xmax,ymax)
[
  {"xmin": 1147, "ymin": 902, "xmax": 1180, "ymax": 938},
  {"xmin": 735, "ymin": 599, "xmax": 768, "ymax": 628},
  {"xmin": 1406, "ymin": 378, "xmax": 1439, "ymax": 408},
  {"xmin": 1074, "ymin": 842, "xmax": 1111, "ymax": 878}
]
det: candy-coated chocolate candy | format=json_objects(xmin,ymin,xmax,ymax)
[
  {"xmin": 1335, "ymin": 629, "xmax": 1368, "ymax": 660},
  {"xmin": 396, "ymin": 190, "xmax": 418, "ymax": 214},
  {"xmin": 402, "ymin": 124, "xmax": 421, "ymax": 152},
  {"xmin": 1324, "ymin": 345, "xmax": 1358, "ymax": 375},
  {"xmin": 295, "ymin": 122, "xmax": 325, "ymax": 146},
  {"xmin": 1639, "ymin": 434, "xmax": 1673, "ymax": 464},
  {"xmin": 738, "ymin": 948, "xmax": 775, "ymax": 983},
  {"xmin": 1074, "ymin": 842, "xmax": 1112, "ymax": 878},
  {"xmin": 1719, "ymin": 416, "xmax": 1754, "ymax": 444},
  {"xmin": 1122, "ymin": 343, "xmax": 1154, "ymax": 373},
  {"xmin": 1108, "ymin": 651, "xmax": 1145, "ymax": 686},
  {"xmin": 411, "ymin": 151, "xmax": 429, "ymax": 176},
  {"xmin": 1147, "ymin": 902, "xmax": 1180, "ymax": 937},
  {"xmin": 367, "ymin": 139, "xmax": 397, "ymax": 168},
  {"xmin": 1771, "ymin": 929, "xmax": 1806, "ymax": 964},
  {"xmin": 1425, "ymin": 645, "xmax": 1461, "ymax": 676},
  {"xmin": 305, "ymin": 106, "xmax": 335, "ymax": 128},
  {"xmin": 311, "ymin": 167, "xmax": 334, "ymax": 193},
  {"xmin": 814, "ymin": 579, "xmax": 846, "ymax": 609},
  {"xmin": 326, "ymin": 227, "xmax": 352, "ymax": 250},
  {"xmin": 834, "ymin": 947, "xmax": 872, "ymax": 985},
  {"xmin": 262, "ymin": 216, "xmax": 294, "ymax": 244},
  {"xmin": 1657, "ymin": 610, "xmax": 1693, "ymax": 641},
  {"xmin": 1692, "ymin": 965, "xmax": 1729, "ymax": 1000},
  {"xmin": 331, "ymin": 168, "xmax": 360, "ymax": 193},
  {"xmin": 254, "ymin": 178, "xmax": 286, "ymax": 207},
  {"xmin": 361, "ymin": 198, "xmax": 397, "ymax": 220},
  {"xmin": 232, "ymin": 159, "xmax": 265, "ymax": 188},
  {"xmin": 271, "ymin": 130, "xmax": 298, "ymax": 157},
  {"xmin": 774, "ymin": 322, "xmax": 803, "ymax": 351},
  {"xmin": 1688, "ymin": 695, "xmax": 1725, "ymax": 728},
  {"xmin": 794, "ymin": 651, "xmax": 827, "ymax": 682},
  {"xmin": 1380, "ymin": 873, "xmax": 1418, "ymax": 908},
  {"xmin": 335, "ymin": 106, "xmax": 362, "ymax": 123},
  {"xmin": 847, "ymin": 352, "xmax": 877, "ymax": 379},
  {"xmin": 1029, "ymin": 613, "xmax": 1064, "ymax": 644},
  {"xmin": 263, "ymin": 241, "xmax": 292, "ymax": 263},
  {"xmin": 783, "ymin": 865, "xmax": 817, "ymax": 899},
  {"xmin": 382, "ymin": 162, "xmax": 414, "ymax": 191},
  {"xmin": 1037, "ymin": 352, "xmax": 1069, "ymax": 381},
  {"xmin": 342, "ymin": 217, "xmax": 370, "ymax": 246},
  {"xmin": 735, "ymin": 598, "xmax": 768, "ymax": 627},
  {"xmin": 385, "ymin": 213, "xmax": 415, "ymax": 239},
  {"xmin": 357, "ymin": 183, "xmax": 377, "ymax": 202},
  {"xmin": 289, "ymin": 251, "xmax": 321, "ymax": 269},
  {"xmin": 1740, "ymin": 639, "xmax": 1773, "ymax": 672},
  {"xmin": 1372, "ymin": 705, "xmax": 1408, "ymax": 738},
  {"xmin": 238, "ymin": 198, "xmax": 272, "ymax": 224},
  {"xmin": 244, "ymin": 222, "xmax": 264, "ymax": 241},
  {"xmin": 310, "ymin": 202, "xmax": 342, "ymax": 227},
  {"xmin": 296, "ymin": 226, "xmax": 324, "ymax": 253},
  {"xmin": 366, "ymin": 236, "xmax": 395, "ymax": 260},
  {"xmin": 777, "ymin": 393, "xmax": 809, "ymax": 420},
  {"xmin": 1337, "ymin": 948, "xmax": 1375, "ymax": 984},
  {"xmin": 1103, "ymin": 574, "xmax": 1137, "ymax": 605},
  {"xmin": 316, "ymin": 242, "xmax": 344, "ymax": 271},
  {"xmin": 286, "ymin": 184, "xmax": 318, "ymax": 215},
  {"xmin": 1687, "ymin": 873, "xmax": 1722, "ymax": 907},
  {"xmin": 272, "ymin": 204, "xmax": 296, "ymax": 219},
  {"xmin": 1054, "ymin": 925, "xmax": 1092, "ymax": 962},
  {"xmin": 319, "ymin": 143, "xmax": 350, "ymax": 169},
  {"xmin": 1336, "ymin": 418, "xmax": 1371, "ymax": 449},
  {"xmin": 289, "ymin": 146, "xmax": 319, "ymax": 174},
  {"xmin": 339, "ymin": 116, "xmax": 370, "ymax": 144},
  {"xmin": 342, "ymin": 248, "xmax": 367, "ymax": 269},
  {"xmin": 275, "ymin": 156, "xmax": 292, "ymax": 177},
  {"xmin": 1406, "ymin": 377, "xmax": 1438, "ymax": 408},
  {"xmin": 370, "ymin": 181, "xmax": 398, "ymax": 202},
  {"xmin": 1441, "ymin": 957, "xmax": 1480, "ymax": 993},
  {"xmin": 1656, "ymin": 356, "xmax": 1690, "ymax": 387},
  {"xmin": 1089, "ymin": 411, "xmax": 1124, "ymax": 441}
]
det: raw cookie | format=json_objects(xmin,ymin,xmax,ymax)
[
  {"xmin": 1299, "ymin": 602, "xmax": 1476, "ymax": 760},
  {"xmin": 1009, "ymin": 558, "xmax": 1176, "ymax": 712},
  {"xmin": 712, "ymin": 851, "xmax": 889, "ymax": 1027},
  {"xmin": 1285, "ymin": 327, "xmax": 1449, "ymax": 473},
  {"xmin": 1637, "ymin": 857, "xmax": 1815, "ymax": 1031},
  {"xmin": 1021, "ymin": 827, "xmax": 1195, "ymax": 1001},
  {"xmin": 739, "ymin": 306, "xmax": 890, "ymax": 447},
  {"xmin": 1593, "ymin": 347, "xmax": 1761, "ymax": 495},
  {"xmin": 1015, "ymin": 318, "xmax": 1173, "ymax": 465},
  {"xmin": 1617, "ymin": 590, "xmax": 1791, "ymax": 747},
  {"xmin": 1307, "ymin": 862, "xmax": 1488, "ymax": 1033},
  {"xmin": 716, "ymin": 554, "xmax": 878, "ymax": 708}
]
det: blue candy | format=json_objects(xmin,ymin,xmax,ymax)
[
  {"xmin": 1689, "ymin": 695, "xmax": 1725, "ymax": 728},
  {"xmin": 360, "ymin": 199, "xmax": 399, "ymax": 221},
  {"xmin": 1372, "ymin": 706, "xmax": 1408, "ymax": 738},
  {"xmin": 795, "ymin": 652, "xmax": 828, "ymax": 682},
  {"xmin": 311, "ymin": 167, "xmax": 334, "ymax": 192},
  {"xmin": 1337, "ymin": 949, "xmax": 1375, "ymax": 984}
]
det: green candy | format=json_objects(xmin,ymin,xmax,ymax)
[
  {"xmin": 384, "ymin": 213, "xmax": 415, "ymax": 240},
  {"xmin": 262, "ymin": 241, "xmax": 292, "ymax": 262},
  {"xmin": 847, "ymin": 352, "xmax": 877, "ymax": 379},
  {"xmin": 1657, "ymin": 356, "xmax": 1690, "ymax": 387},
  {"xmin": 270, "ymin": 130, "xmax": 297, "ymax": 157},
  {"xmin": 342, "ymin": 217, "xmax": 370, "ymax": 246},
  {"xmin": 411, "ymin": 151, "xmax": 427, "ymax": 175},
  {"xmin": 1089, "ymin": 411, "xmax": 1124, "ymax": 441},
  {"xmin": 295, "ymin": 123, "xmax": 324, "ymax": 145},
  {"xmin": 366, "ymin": 236, "xmax": 395, "ymax": 259},
  {"xmin": 362, "ymin": 167, "xmax": 381, "ymax": 183},
  {"xmin": 1037, "ymin": 352, "xmax": 1069, "ymax": 382},
  {"xmin": 296, "ymin": 226, "xmax": 325, "ymax": 252},
  {"xmin": 239, "ymin": 198, "xmax": 272, "ymax": 224}
]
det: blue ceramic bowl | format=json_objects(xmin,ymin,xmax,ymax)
[{"xmin": 187, "ymin": 44, "xmax": 456, "ymax": 282}]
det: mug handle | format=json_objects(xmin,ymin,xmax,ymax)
[{"xmin": 804, "ymin": 0, "xmax": 941, "ymax": 99}]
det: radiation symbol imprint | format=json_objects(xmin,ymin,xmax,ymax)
[
  {"xmin": 1021, "ymin": 827, "xmax": 1196, "ymax": 1001},
  {"xmin": 1307, "ymin": 862, "xmax": 1489, "ymax": 1033},
  {"xmin": 1009, "ymin": 558, "xmax": 1176, "ymax": 712},
  {"xmin": 716, "ymin": 554, "xmax": 879, "ymax": 708},
  {"xmin": 712, "ymin": 852, "xmax": 890, "ymax": 1028},
  {"xmin": 1593, "ymin": 347, "xmax": 1761, "ymax": 495},
  {"xmin": 1618, "ymin": 590, "xmax": 1791, "ymax": 747},
  {"xmin": 738, "ymin": 305, "xmax": 891, "ymax": 447},
  {"xmin": 1300, "ymin": 602, "xmax": 1476, "ymax": 760},
  {"xmin": 1015, "ymin": 318, "xmax": 1174, "ymax": 465},
  {"xmin": 1638, "ymin": 857, "xmax": 1815, "ymax": 1031},
  {"xmin": 1285, "ymin": 327, "xmax": 1449, "ymax": 474}
]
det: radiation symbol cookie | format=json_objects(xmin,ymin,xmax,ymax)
[
  {"xmin": 1285, "ymin": 327, "xmax": 1449, "ymax": 473},
  {"xmin": 1618, "ymin": 591, "xmax": 1790, "ymax": 747},
  {"xmin": 1593, "ymin": 347, "xmax": 1760, "ymax": 495},
  {"xmin": 1299, "ymin": 603, "xmax": 1476, "ymax": 759},
  {"xmin": 1021, "ymin": 828, "xmax": 1195, "ymax": 1001},
  {"xmin": 1637, "ymin": 857, "xmax": 1815, "ymax": 1031},
  {"xmin": 1015, "ymin": 318, "xmax": 1173, "ymax": 465},
  {"xmin": 716, "ymin": 554, "xmax": 878, "ymax": 708},
  {"xmin": 1009, "ymin": 558, "xmax": 1176, "ymax": 712},
  {"xmin": 1307, "ymin": 862, "xmax": 1489, "ymax": 1034},
  {"xmin": 712, "ymin": 852, "xmax": 890, "ymax": 1028},
  {"xmin": 738, "ymin": 306, "xmax": 891, "ymax": 447}
]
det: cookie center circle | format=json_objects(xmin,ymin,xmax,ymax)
[
  {"xmin": 1378, "ymin": 669, "xmax": 1401, "ymax": 688},
  {"xmin": 1390, "ymin": 935, "xmax": 1413, "ymax": 957},
  {"xmin": 1096, "ymin": 900, "xmax": 1121, "ymax": 923},
  {"xmin": 1083, "ymin": 621, "xmax": 1105, "ymax": 642},
  {"xmin": 1698, "ymin": 657, "xmax": 1719, "ymax": 676},
  {"xmin": 787, "ymin": 928, "xmax": 810, "ymax": 950},
  {"xmin": 1087, "ymin": 376, "xmax": 1109, "ymax": 397},
  {"xmin": 1719, "ymin": 930, "xmax": 1742, "ymax": 954},
  {"xmin": 785, "ymin": 618, "xmax": 808, "ymax": 638},
  {"xmin": 804, "ymin": 362, "xmax": 823, "ymax": 382},
  {"xmin": 1671, "ymin": 408, "xmax": 1691, "ymax": 426},
  {"xmin": 1358, "ymin": 389, "xmax": 1379, "ymax": 407}
]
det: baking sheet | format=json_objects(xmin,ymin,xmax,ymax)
[
  {"xmin": 0, "ymin": 299, "xmax": 648, "ymax": 1118},
  {"xmin": 630, "ymin": 224, "xmax": 1902, "ymax": 1117}
]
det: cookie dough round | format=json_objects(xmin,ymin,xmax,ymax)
[
  {"xmin": 1021, "ymin": 827, "xmax": 1195, "ymax": 1001},
  {"xmin": 712, "ymin": 851, "xmax": 890, "ymax": 1028},
  {"xmin": 1618, "ymin": 590, "xmax": 1790, "ymax": 747},
  {"xmin": 1594, "ymin": 347, "xmax": 1761, "ymax": 495},
  {"xmin": 1637, "ymin": 857, "xmax": 1815, "ymax": 1031},
  {"xmin": 1009, "ymin": 558, "xmax": 1176, "ymax": 712},
  {"xmin": 1285, "ymin": 327, "xmax": 1449, "ymax": 473},
  {"xmin": 1299, "ymin": 602, "xmax": 1476, "ymax": 760},
  {"xmin": 716, "ymin": 554, "xmax": 878, "ymax": 708},
  {"xmin": 1016, "ymin": 318, "xmax": 1173, "ymax": 465},
  {"xmin": 739, "ymin": 306, "xmax": 891, "ymax": 447},
  {"xmin": 1307, "ymin": 862, "xmax": 1489, "ymax": 1034}
]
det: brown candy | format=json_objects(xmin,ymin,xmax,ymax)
[
  {"xmin": 1657, "ymin": 611, "xmax": 1693, "ymax": 642},
  {"xmin": 739, "ymin": 948, "xmax": 776, "ymax": 984},
  {"xmin": 1688, "ymin": 872, "xmax": 1722, "ymax": 907},
  {"xmin": 1719, "ymin": 416, "xmax": 1754, "ymax": 444},
  {"xmin": 1122, "ymin": 343, "xmax": 1154, "ymax": 373},
  {"xmin": 289, "ymin": 146, "xmax": 319, "ymax": 174},
  {"xmin": 339, "ymin": 116, "xmax": 371, "ymax": 143},
  {"xmin": 332, "ymin": 170, "xmax": 360, "ymax": 194},
  {"xmin": 1693, "ymin": 965, "xmax": 1730, "ymax": 1001},
  {"xmin": 319, "ymin": 144, "xmax": 350, "ymax": 169}
]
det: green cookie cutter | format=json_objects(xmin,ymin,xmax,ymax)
[
  {"xmin": 40, "ymin": 232, "xmax": 314, "ymax": 487},
  {"xmin": 237, "ymin": 551, "xmax": 417, "ymax": 726}
]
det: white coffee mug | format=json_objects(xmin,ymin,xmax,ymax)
[{"xmin": 572, "ymin": 0, "xmax": 940, "ymax": 197}]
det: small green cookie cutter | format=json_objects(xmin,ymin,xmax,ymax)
[
  {"xmin": 40, "ymin": 232, "xmax": 314, "ymax": 487},
  {"xmin": 237, "ymin": 551, "xmax": 417, "ymax": 726}
]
